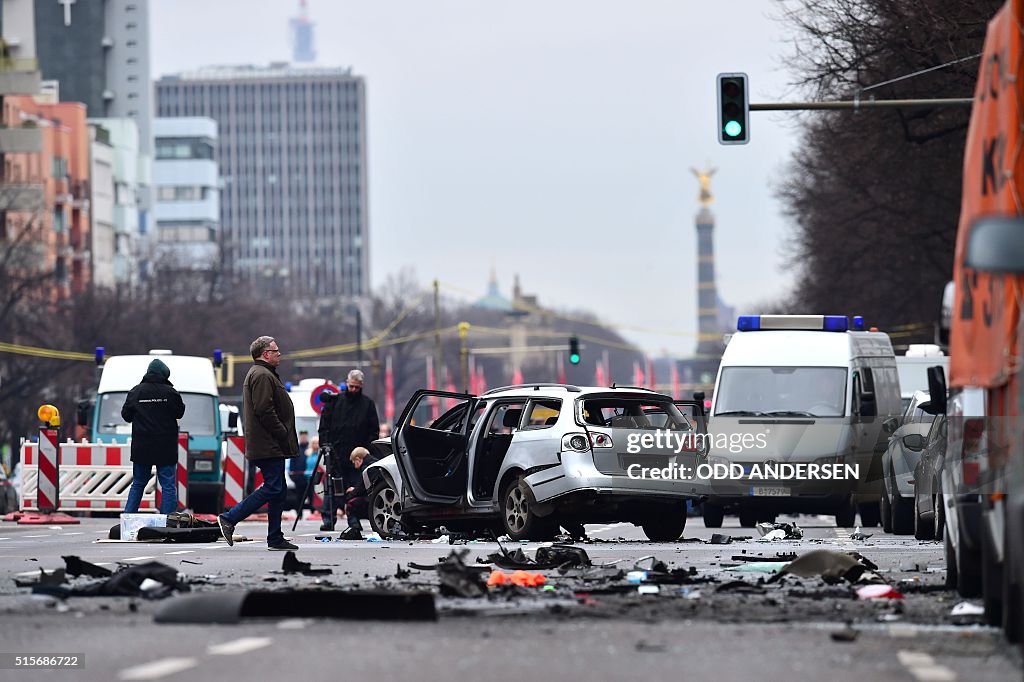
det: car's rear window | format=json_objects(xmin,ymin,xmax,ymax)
[{"xmin": 578, "ymin": 398, "xmax": 690, "ymax": 430}]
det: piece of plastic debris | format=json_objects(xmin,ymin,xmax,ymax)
[
  {"xmin": 950, "ymin": 601, "xmax": 984, "ymax": 617},
  {"xmin": 849, "ymin": 526, "xmax": 873, "ymax": 541},
  {"xmin": 438, "ymin": 550, "xmax": 490, "ymax": 597},
  {"xmin": 637, "ymin": 585, "xmax": 660, "ymax": 595},
  {"xmin": 831, "ymin": 628, "xmax": 859, "ymax": 642},
  {"xmin": 856, "ymin": 584, "xmax": 904, "ymax": 600},
  {"xmin": 365, "ymin": 532, "xmax": 383, "ymax": 542},
  {"xmin": 709, "ymin": 534, "xmax": 733, "ymax": 545},
  {"xmin": 758, "ymin": 529, "xmax": 787, "ymax": 542},
  {"xmin": 626, "ymin": 570, "xmax": 648, "ymax": 584},
  {"xmin": 725, "ymin": 561, "xmax": 788, "ymax": 574},
  {"xmin": 282, "ymin": 551, "xmax": 332, "ymax": 576},
  {"xmin": 139, "ymin": 578, "xmax": 163, "ymax": 592},
  {"xmin": 771, "ymin": 549, "xmax": 882, "ymax": 585},
  {"xmin": 756, "ymin": 522, "xmax": 803, "ymax": 540},
  {"xmin": 431, "ymin": 535, "xmax": 449, "ymax": 544},
  {"xmin": 486, "ymin": 569, "xmax": 546, "ymax": 588},
  {"xmin": 542, "ymin": 585, "xmax": 556, "ymax": 592}
]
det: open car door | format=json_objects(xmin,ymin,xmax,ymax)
[
  {"xmin": 393, "ymin": 389, "xmax": 477, "ymax": 505},
  {"xmin": 674, "ymin": 400, "xmax": 707, "ymax": 434}
]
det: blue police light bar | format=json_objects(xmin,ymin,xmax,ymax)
[
  {"xmin": 737, "ymin": 315, "xmax": 849, "ymax": 332},
  {"xmin": 737, "ymin": 315, "xmax": 761, "ymax": 331},
  {"xmin": 852, "ymin": 316, "xmax": 865, "ymax": 331},
  {"xmin": 94, "ymin": 346, "xmax": 105, "ymax": 366},
  {"xmin": 285, "ymin": 381, "xmax": 293, "ymax": 391},
  {"xmin": 213, "ymin": 348, "xmax": 223, "ymax": 368}
]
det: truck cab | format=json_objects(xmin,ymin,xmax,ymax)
[{"xmin": 91, "ymin": 349, "xmax": 225, "ymax": 512}]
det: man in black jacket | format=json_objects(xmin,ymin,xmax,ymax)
[
  {"xmin": 121, "ymin": 358, "xmax": 186, "ymax": 514},
  {"xmin": 317, "ymin": 369, "xmax": 380, "ymax": 530},
  {"xmin": 217, "ymin": 336, "xmax": 300, "ymax": 551}
]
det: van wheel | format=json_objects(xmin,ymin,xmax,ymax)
[
  {"xmin": 501, "ymin": 477, "xmax": 554, "ymax": 541},
  {"xmin": 858, "ymin": 502, "xmax": 881, "ymax": 528},
  {"xmin": 702, "ymin": 503, "xmax": 724, "ymax": 528},
  {"xmin": 880, "ymin": 490, "xmax": 892, "ymax": 533},
  {"xmin": 835, "ymin": 498, "xmax": 856, "ymax": 528},
  {"xmin": 914, "ymin": 493, "xmax": 934, "ymax": 540},
  {"xmin": 641, "ymin": 507, "xmax": 687, "ymax": 541},
  {"xmin": 738, "ymin": 510, "xmax": 758, "ymax": 528},
  {"xmin": 368, "ymin": 479, "xmax": 404, "ymax": 539}
]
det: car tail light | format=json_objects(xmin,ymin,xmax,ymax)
[
  {"xmin": 961, "ymin": 418, "xmax": 984, "ymax": 487},
  {"xmin": 561, "ymin": 433, "xmax": 591, "ymax": 453},
  {"xmin": 589, "ymin": 432, "xmax": 613, "ymax": 449}
]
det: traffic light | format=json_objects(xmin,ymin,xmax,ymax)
[
  {"xmin": 568, "ymin": 336, "xmax": 581, "ymax": 365},
  {"xmin": 717, "ymin": 73, "xmax": 749, "ymax": 145}
]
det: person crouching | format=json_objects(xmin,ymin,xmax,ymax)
[{"xmin": 338, "ymin": 446, "xmax": 378, "ymax": 539}]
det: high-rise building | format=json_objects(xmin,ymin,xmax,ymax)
[
  {"xmin": 88, "ymin": 123, "xmax": 116, "ymax": 289},
  {"xmin": 289, "ymin": 0, "xmax": 316, "ymax": 63},
  {"xmin": 153, "ymin": 116, "xmax": 219, "ymax": 269},
  {"xmin": 155, "ymin": 64, "xmax": 369, "ymax": 300},
  {"xmin": 88, "ymin": 117, "xmax": 145, "ymax": 286}
]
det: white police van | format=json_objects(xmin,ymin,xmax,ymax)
[{"xmin": 702, "ymin": 315, "xmax": 901, "ymax": 528}]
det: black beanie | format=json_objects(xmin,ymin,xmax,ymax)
[{"xmin": 147, "ymin": 358, "xmax": 171, "ymax": 379}]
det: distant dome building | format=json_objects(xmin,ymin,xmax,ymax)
[{"xmin": 474, "ymin": 270, "xmax": 515, "ymax": 312}]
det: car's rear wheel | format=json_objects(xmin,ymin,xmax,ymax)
[
  {"xmin": 892, "ymin": 492, "xmax": 915, "ymax": 535},
  {"xmin": 702, "ymin": 503, "xmax": 724, "ymax": 528},
  {"xmin": 858, "ymin": 501, "xmax": 881, "ymax": 527},
  {"xmin": 368, "ymin": 479, "xmax": 403, "ymax": 539},
  {"xmin": 835, "ymin": 497, "xmax": 857, "ymax": 528},
  {"xmin": 738, "ymin": 510, "xmax": 758, "ymax": 528},
  {"xmin": 957, "ymin": 537, "xmax": 983, "ymax": 598},
  {"xmin": 641, "ymin": 506, "xmax": 687, "ymax": 541},
  {"xmin": 914, "ymin": 493, "xmax": 935, "ymax": 540},
  {"xmin": 501, "ymin": 477, "xmax": 554, "ymax": 541}
]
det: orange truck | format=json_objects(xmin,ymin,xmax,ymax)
[{"xmin": 946, "ymin": 0, "xmax": 1024, "ymax": 645}]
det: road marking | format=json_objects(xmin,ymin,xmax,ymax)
[
  {"xmin": 15, "ymin": 569, "xmax": 42, "ymax": 576},
  {"xmin": 277, "ymin": 619, "xmax": 311, "ymax": 630},
  {"xmin": 63, "ymin": 532, "xmax": 84, "ymax": 536},
  {"xmin": 207, "ymin": 637, "xmax": 273, "ymax": 656},
  {"xmin": 118, "ymin": 657, "xmax": 198, "ymax": 680},
  {"xmin": 22, "ymin": 534, "xmax": 51, "ymax": 538},
  {"xmin": 164, "ymin": 550, "xmax": 194, "ymax": 555},
  {"xmin": 122, "ymin": 556, "xmax": 156, "ymax": 561},
  {"xmin": 0, "ymin": 537, "xmax": 11, "ymax": 540},
  {"xmin": 897, "ymin": 650, "xmax": 956, "ymax": 681}
]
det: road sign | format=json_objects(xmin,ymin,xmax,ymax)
[{"xmin": 310, "ymin": 382, "xmax": 339, "ymax": 415}]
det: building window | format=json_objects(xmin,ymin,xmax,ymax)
[{"xmin": 51, "ymin": 157, "xmax": 68, "ymax": 179}]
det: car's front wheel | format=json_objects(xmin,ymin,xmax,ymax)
[
  {"xmin": 914, "ymin": 492, "xmax": 935, "ymax": 540},
  {"xmin": 641, "ymin": 506, "xmax": 687, "ymax": 541},
  {"xmin": 702, "ymin": 503, "xmax": 724, "ymax": 528},
  {"xmin": 880, "ymin": 488, "xmax": 892, "ymax": 533},
  {"xmin": 368, "ymin": 479, "xmax": 404, "ymax": 538},
  {"xmin": 501, "ymin": 477, "xmax": 554, "ymax": 541}
]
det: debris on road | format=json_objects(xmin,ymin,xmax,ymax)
[
  {"xmin": 830, "ymin": 627, "xmax": 860, "ymax": 642},
  {"xmin": 709, "ymin": 534, "xmax": 733, "ymax": 545},
  {"xmin": 848, "ymin": 526, "xmax": 873, "ymax": 541},
  {"xmin": 281, "ymin": 551, "xmax": 332, "ymax": 576},
  {"xmin": 487, "ymin": 570, "xmax": 546, "ymax": 587},
  {"xmin": 155, "ymin": 589, "xmax": 438, "ymax": 623},
  {"xmin": 485, "ymin": 543, "xmax": 592, "ymax": 571},
  {"xmin": 436, "ymin": 550, "xmax": 490, "ymax": 597},
  {"xmin": 770, "ymin": 549, "xmax": 882, "ymax": 585},
  {"xmin": 756, "ymin": 522, "xmax": 803, "ymax": 540},
  {"xmin": 25, "ymin": 560, "xmax": 190, "ymax": 600},
  {"xmin": 62, "ymin": 555, "xmax": 112, "ymax": 578},
  {"xmin": 950, "ymin": 601, "xmax": 985, "ymax": 624},
  {"xmin": 856, "ymin": 584, "xmax": 904, "ymax": 600}
]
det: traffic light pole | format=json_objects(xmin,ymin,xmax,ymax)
[{"xmin": 750, "ymin": 97, "xmax": 973, "ymax": 111}]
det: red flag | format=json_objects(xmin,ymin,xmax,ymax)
[
  {"xmin": 445, "ymin": 367, "xmax": 457, "ymax": 409},
  {"xmin": 633, "ymin": 361, "xmax": 643, "ymax": 388},
  {"xmin": 557, "ymin": 353, "xmax": 566, "ymax": 384},
  {"xmin": 595, "ymin": 359, "xmax": 606, "ymax": 387},
  {"xmin": 671, "ymin": 362, "xmax": 680, "ymax": 399},
  {"xmin": 426, "ymin": 356, "xmax": 440, "ymax": 420},
  {"xmin": 645, "ymin": 357, "xmax": 655, "ymax": 391},
  {"xmin": 512, "ymin": 367, "xmax": 523, "ymax": 386},
  {"xmin": 478, "ymin": 367, "xmax": 487, "ymax": 394},
  {"xmin": 469, "ymin": 357, "xmax": 478, "ymax": 395},
  {"xmin": 385, "ymin": 355, "xmax": 395, "ymax": 424}
]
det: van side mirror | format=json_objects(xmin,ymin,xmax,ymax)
[
  {"xmin": 902, "ymin": 433, "xmax": 926, "ymax": 451},
  {"xmin": 858, "ymin": 391, "xmax": 877, "ymax": 418},
  {"xmin": 76, "ymin": 399, "xmax": 93, "ymax": 427},
  {"xmin": 882, "ymin": 416, "xmax": 899, "ymax": 435},
  {"xmin": 965, "ymin": 216, "xmax": 1024, "ymax": 273},
  {"xmin": 228, "ymin": 412, "xmax": 239, "ymax": 429},
  {"xmin": 927, "ymin": 365, "xmax": 947, "ymax": 415}
]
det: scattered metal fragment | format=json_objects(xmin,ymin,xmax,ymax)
[
  {"xmin": 62, "ymin": 555, "xmax": 113, "ymax": 578},
  {"xmin": 154, "ymin": 589, "xmax": 438, "ymax": 623},
  {"xmin": 281, "ymin": 551, "xmax": 332, "ymax": 576}
]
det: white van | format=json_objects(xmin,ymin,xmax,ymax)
[
  {"xmin": 702, "ymin": 315, "xmax": 901, "ymax": 528},
  {"xmin": 896, "ymin": 344, "xmax": 949, "ymax": 413},
  {"xmin": 286, "ymin": 377, "xmax": 338, "ymax": 440}
]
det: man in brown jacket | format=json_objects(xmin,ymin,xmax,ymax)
[{"xmin": 218, "ymin": 335, "xmax": 300, "ymax": 550}]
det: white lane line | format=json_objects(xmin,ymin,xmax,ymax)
[
  {"xmin": 63, "ymin": 532, "xmax": 84, "ymax": 536},
  {"xmin": 897, "ymin": 650, "xmax": 957, "ymax": 682},
  {"xmin": 277, "ymin": 619, "xmax": 311, "ymax": 630},
  {"xmin": 118, "ymin": 657, "xmax": 198, "ymax": 680},
  {"xmin": 0, "ymin": 537, "xmax": 11, "ymax": 540},
  {"xmin": 22, "ymin": 534, "xmax": 52, "ymax": 538},
  {"xmin": 15, "ymin": 569, "xmax": 42, "ymax": 576},
  {"xmin": 122, "ymin": 556, "xmax": 156, "ymax": 561},
  {"xmin": 207, "ymin": 637, "xmax": 273, "ymax": 656},
  {"xmin": 164, "ymin": 550, "xmax": 194, "ymax": 555},
  {"xmin": 298, "ymin": 533, "xmax": 321, "ymax": 537}
]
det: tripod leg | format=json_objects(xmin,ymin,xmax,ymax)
[
  {"xmin": 320, "ymin": 459, "xmax": 336, "ymax": 531},
  {"xmin": 292, "ymin": 449, "xmax": 322, "ymax": 532}
]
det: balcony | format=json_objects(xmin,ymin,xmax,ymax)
[
  {"xmin": 0, "ymin": 126, "xmax": 42, "ymax": 153},
  {"xmin": 0, "ymin": 57, "xmax": 39, "ymax": 95},
  {"xmin": 0, "ymin": 182, "xmax": 44, "ymax": 211}
]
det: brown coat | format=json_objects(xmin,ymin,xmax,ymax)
[{"xmin": 242, "ymin": 361, "xmax": 299, "ymax": 461}]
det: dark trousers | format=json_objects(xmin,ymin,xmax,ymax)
[
  {"xmin": 345, "ymin": 495, "xmax": 368, "ymax": 530},
  {"xmin": 221, "ymin": 458, "xmax": 287, "ymax": 546}
]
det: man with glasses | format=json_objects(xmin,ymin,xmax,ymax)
[
  {"xmin": 218, "ymin": 336, "xmax": 300, "ymax": 550},
  {"xmin": 317, "ymin": 369, "xmax": 380, "ymax": 532}
]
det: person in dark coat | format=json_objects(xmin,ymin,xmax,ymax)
[
  {"xmin": 217, "ymin": 336, "xmax": 300, "ymax": 550},
  {"xmin": 317, "ymin": 369, "xmax": 380, "ymax": 530},
  {"xmin": 338, "ymin": 445, "xmax": 380, "ymax": 539},
  {"xmin": 121, "ymin": 358, "xmax": 186, "ymax": 514}
]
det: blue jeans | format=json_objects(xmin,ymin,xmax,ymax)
[
  {"xmin": 221, "ymin": 458, "xmax": 287, "ymax": 546},
  {"xmin": 125, "ymin": 462, "xmax": 177, "ymax": 515}
]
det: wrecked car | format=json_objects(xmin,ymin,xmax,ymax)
[{"xmin": 363, "ymin": 384, "xmax": 706, "ymax": 541}]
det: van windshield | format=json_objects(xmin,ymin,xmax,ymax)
[
  {"xmin": 97, "ymin": 392, "xmax": 218, "ymax": 436},
  {"xmin": 715, "ymin": 367, "xmax": 848, "ymax": 418}
]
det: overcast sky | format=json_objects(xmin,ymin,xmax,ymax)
[{"xmin": 151, "ymin": 0, "xmax": 803, "ymax": 356}]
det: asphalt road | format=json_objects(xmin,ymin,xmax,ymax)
[{"xmin": 0, "ymin": 514, "xmax": 1020, "ymax": 682}]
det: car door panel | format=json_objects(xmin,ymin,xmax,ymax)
[{"xmin": 394, "ymin": 389, "xmax": 475, "ymax": 505}]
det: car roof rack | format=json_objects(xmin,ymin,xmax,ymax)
[{"xmin": 482, "ymin": 383, "xmax": 582, "ymax": 396}]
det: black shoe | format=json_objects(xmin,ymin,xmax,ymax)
[
  {"xmin": 319, "ymin": 521, "xmax": 335, "ymax": 532},
  {"xmin": 339, "ymin": 527, "xmax": 363, "ymax": 540},
  {"xmin": 218, "ymin": 516, "xmax": 236, "ymax": 547},
  {"xmin": 268, "ymin": 540, "xmax": 299, "ymax": 551}
]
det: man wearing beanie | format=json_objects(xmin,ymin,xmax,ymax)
[{"xmin": 121, "ymin": 358, "xmax": 186, "ymax": 514}]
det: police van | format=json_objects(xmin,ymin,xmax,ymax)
[{"xmin": 702, "ymin": 315, "xmax": 901, "ymax": 528}]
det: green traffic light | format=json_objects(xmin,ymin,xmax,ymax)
[
  {"xmin": 724, "ymin": 120, "xmax": 743, "ymax": 137},
  {"xmin": 570, "ymin": 353, "xmax": 580, "ymax": 365}
]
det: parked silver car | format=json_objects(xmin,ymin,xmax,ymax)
[
  {"xmin": 880, "ymin": 390, "xmax": 938, "ymax": 534},
  {"xmin": 363, "ymin": 385, "xmax": 706, "ymax": 541}
]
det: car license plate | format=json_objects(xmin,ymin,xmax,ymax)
[
  {"xmin": 750, "ymin": 486, "xmax": 790, "ymax": 497},
  {"xmin": 194, "ymin": 460, "xmax": 213, "ymax": 472}
]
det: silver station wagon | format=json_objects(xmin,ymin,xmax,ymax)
[{"xmin": 363, "ymin": 384, "xmax": 706, "ymax": 541}]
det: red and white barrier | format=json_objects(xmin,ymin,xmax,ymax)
[
  {"xmin": 155, "ymin": 433, "xmax": 188, "ymax": 512},
  {"xmin": 36, "ymin": 428, "xmax": 59, "ymax": 512},
  {"xmin": 223, "ymin": 435, "xmax": 246, "ymax": 509}
]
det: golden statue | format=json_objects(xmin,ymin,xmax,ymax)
[{"xmin": 691, "ymin": 166, "xmax": 717, "ymax": 207}]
